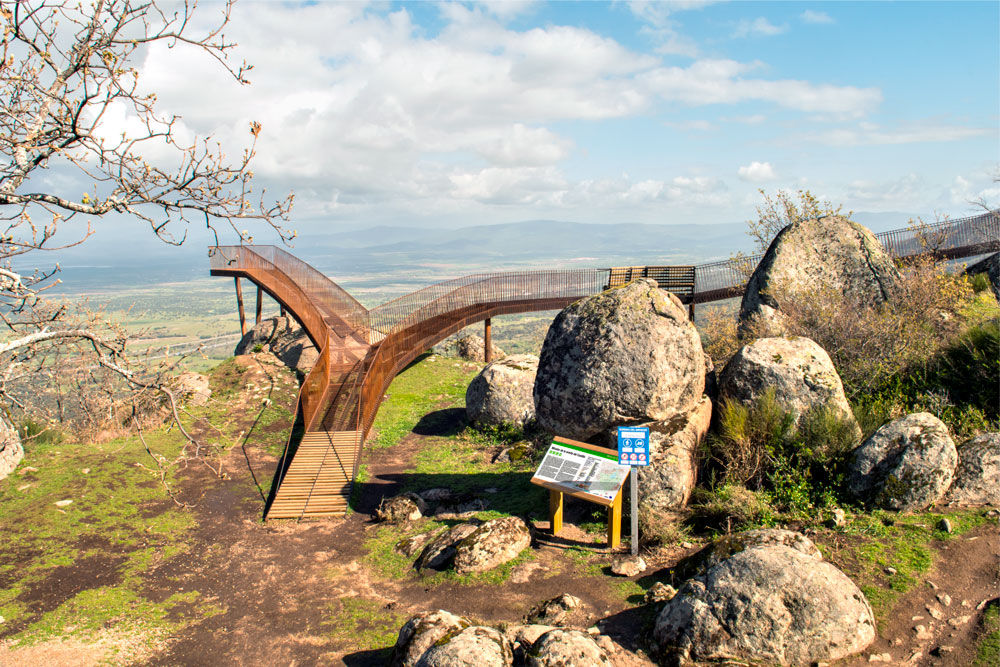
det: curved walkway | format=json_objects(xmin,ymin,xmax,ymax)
[{"xmin": 209, "ymin": 210, "xmax": 998, "ymax": 519}]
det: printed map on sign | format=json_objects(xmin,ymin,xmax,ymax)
[{"xmin": 531, "ymin": 439, "xmax": 630, "ymax": 502}]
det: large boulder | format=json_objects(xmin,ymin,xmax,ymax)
[
  {"xmin": 234, "ymin": 315, "xmax": 318, "ymax": 374},
  {"xmin": 0, "ymin": 416, "xmax": 24, "ymax": 482},
  {"xmin": 526, "ymin": 629, "xmax": 611, "ymax": 667},
  {"xmin": 392, "ymin": 610, "xmax": 473, "ymax": 667},
  {"xmin": 415, "ymin": 626, "xmax": 513, "ymax": 667},
  {"xmin": 466, "ymin": 355, "xmax": 539, "ymax": 427},
  {"xmin": 653, "ymin": 530, "xmax": 875, "ymax": 665},
  {"xmin": 719, "ymin": 336, "xmax": 859, "ymax": 442},
  {"xmin": 415, "ymin": 522, "xmax": 481, "ymax": 572},
  {"xmin": 965, "ymin": 252, "xmax": 1000, "ymax": 301},
  {"xmin": 606, "ymin": 397, "xmax": 712, "ymax": 511},
  {"xmin": 375, "ymin": 492, "xmax": 428, "ymax": 523},
  {"xmin": 846, "ymin": 412, "xmax": 957, "ymax": 511},
  {"xmin": 534, "ymin": 279, "xmax": 705, "ymax": 441},
  {"xmin": 453, "ymin": 516, "xmax": 532, "ymax": 574},
  {"xmin": 456, "ymin": 334, "xmax": 505, "ymax": 363},
  {"xmin": 945, "ymin": 432, "xmax": 1000, "ymax": 506},
  {"xmin": 740, "ymin": 216, "xmax": 900, "ymax": 333}
]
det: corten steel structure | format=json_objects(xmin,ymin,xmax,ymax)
[{"xmin": 209, "ymin": 210, "xmax": 998, "ymax": 520}]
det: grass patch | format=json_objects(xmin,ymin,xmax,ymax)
[
  {"xmin": 974, "ymin": 601, "xmax": 1000, "ymax": 667},
  {"xmin": 325, "ymin": 597, "xmax": 407, "ymax": 658}
]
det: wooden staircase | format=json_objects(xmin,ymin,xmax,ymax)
[{"xmin": 266, "ymin": 430, "xmax": 359, "ymax": 519}]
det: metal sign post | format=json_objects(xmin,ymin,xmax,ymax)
[{"xmin": 617, "ymin": 426, "xmax": 650, "ymax": 556}]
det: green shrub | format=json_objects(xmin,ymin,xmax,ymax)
[
  {"xmin": 934, "ymin": 319, "xmax": 999, "ymax": 420},
  {"xmin": 707, "ymin": 389, "xmax": 794, "ymax": 489},
  {"xmin": 687, "ymin": 485, "xmax": 774, "ymax": 532},
  {"xmin": 17, "ymin": 417, "xmax": 64, "ymax": 446},
  {"xmin": 968, "ymin": 271, "xmax": 992, "ymax": 294}
]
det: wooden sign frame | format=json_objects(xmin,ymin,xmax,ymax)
[{"xmin": 530, "ymin": 436, "xmax": 629, "ymax": 548}]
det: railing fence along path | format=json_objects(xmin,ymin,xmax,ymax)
[{"xmin": 210, "ymin": 209, "xmax": 998, "ymax": 519}]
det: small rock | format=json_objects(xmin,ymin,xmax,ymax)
[
  {"xmin": 978, "ymin": 599, "xmax": 990, "ymax": 610},
  {"xmin": 913, "ymin": 624, "xmax": 933, "ymax": 640},
  {"xmin": 17, "ymin": 483, "xmax": 31, "ymax": 492},
  {"xmin": 937, "ymin": 518, "xmax": 953, "ymax": 533},
  {"xmin": 906, "ymin": 651, "xmax": 922, "ymax": 663},
  {"xmin": 680, "ymin": 541, "xmax": 693, "ymax": 549},
  {"xmin": 890, "ymin": 637, "xmax": 904, "ymax": 647},
  {"xmin": 509, "ymin": 561, "xmax": 549, "ymax": 585},
  {"xmin": 961, "ymin": 599, "xmax": 971, "ymax": 608},
  {"xmin": 17, "ymin": 466, "xmax": 38, "ymax": 476},
  {"xmin": 586, "ymin": 626, "xmax": 600, "ymax": 635},
  {"xmin": 644, "ymin": 582, "xmax": 677, "ymax": 604},
  {"xmin": 868, "ymin": 653, "xmax": 892, "ymax": 663},
  {"xmin": 525, "ymin": 594, "xmax": 582, "ymax": 626},
  {"xmin": 930, "ymin": 645, "xmax": 954, "ymax": 656},
  {"xmin": 484, "ymin": 487, "xmax": 498, "ymax": 494},
  {"xmin": 396, "ymin": 532, "xmax": 433, "ymax": 558},
  {"xmin": 375, "ymin": 492, "xmax": 427, "ymax": 523},
  {"xmin": 911, "ymin": 615, "xmax": 924, "ymax": 621},
  {"xmin": 885, "ymin": 566, "xmax": 898, "ymax": 576},
  {"xmin": 81, "ymin": 468, "xmax": 90, "ymax": 474},
  {"xmin": 611, "ymin": 555, "xmax": 647, "ymax": 577},
  {"xmin": 418, "ymin": 488, "xmax": 452, "ymax": 502},
  {"xmin": 936, "ymin": 593, "xmax": 951, "ymax": 607},
  {"xmin": 506, "ymin": 624, "xmax": 556, "ymax": 648},
  {"xmin": 926, "ymin": 580, "xmax": 939, "ymax": 590},
  {"xmin": 54, "ymin": 499, "xmax": 73, "ymax": 507},
  {"xmin": 947, "ymin": 615, "xmax": 971, "ymax": 627},
  {"xmin": 926, "ymin": 606, "xmax": 943, "ymax": 620}
]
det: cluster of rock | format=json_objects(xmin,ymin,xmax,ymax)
[{"xmin": 234, "ymin": 315, "xmax": 318, "ymax": 373}]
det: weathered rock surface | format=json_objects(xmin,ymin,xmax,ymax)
[
  {"xmin": 174, "ymin": 371, "xmax": 211, "ymax": 406},
  {"xmin": 415, "ymin": 625, "xmax": 512, "ymax": 667},
  {"xmin": 965, "ymin": 252, "xmax": 1000, "ymax": 301},
  {"xmin": 846, "ymin": 412, "xmax": 957, "ymax": 511},
  {"xmin": 611, "ymin": 555, "xmax": 647, "ymax": 577},
  {"xmin": 415, "ymin": 523, "xmax": 481, "ymax": 571},
  {"xmin": 608, "ymin": 397, "xmax": 712, "ymax": 512},
  {"xmin": 527, "ymin": 629, "xmax": 612, "ymax": 667},
  {"xmin": 376, "ymin": 492, "xmax": 428, "ymax": 523},
  {"xmin": 453, "ymin": 516, "xmax": 532, "ymax": 574},
  {"xmin": 719, "ymin": 336, "xmax": 859, "ymax": 442},
  {"xmin": 234, "ymin": 315, "xmax": 318, "ymax": 373},
  {"xmin": 534, "ymin": 279, "xmax": 705, "ymax": 441},
  {"xmin": 654, "ymin": 531, "xmax": 875, "ymax": 665},
  {"xmin": 740, "ymin": 216, "xmax": 900, "ymax": 333},
  {"xmin": 392, "ymin": 610, "xmax": 472, "ymax": 667},
  {"xmin": 466, "ymin": 355, "xmax": 539, "ymax": 427},
  {"xmin": 456, "ymin": 334, "xmax": 505, "ymax": 363},
  {"xmin": 525, "ymin": 594, "xmax": 582, "ymax": 626},
  {"xmin": 946, "ymin": 432, "xmax": 1000, "ymax": 506},
  {"xmin": 0, "ymin": 416, "xmax": 24, "ymax": 482}
]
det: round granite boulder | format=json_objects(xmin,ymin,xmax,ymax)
[
  {"xmin": 466, "ymin": 355, "xmax": 539, "ymax": 427},
  {"xmin": 453, "ymin": 516, "xmax": 532, "ymax": 574},
  {"xmin": 740, "ymin": 216, "xmax": 900, "ymax": 333},
  {"xmin": 526, "ymin": 628, "xmax": 611, "ymax": 667},
  {"xmin": 415, "ymin": 626, "xmax": 513, "ymax": 667},
  {"xmin": 653, "ymin": 531, "xmax": 875, "ymax": 665},
  {"xmin": 846, "ymin": 412, "xmax": 957, "ymax": 511},
  {"xmin": 945, "ymin": 432, "xmax": 999, "ymax": 506},
  {"xmin": 534, "ymin": 279, "xmax": 705, "ymax": 441},
  {"xmin": 392, "ymin": 610, "xmax": 473, "ymax": 667}
]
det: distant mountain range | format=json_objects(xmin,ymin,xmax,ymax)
[{"xmin": 37, "ymin": 211, "xmax": 930, "ymax": 293}]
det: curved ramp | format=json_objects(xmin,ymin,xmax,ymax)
[{"xmin": 210, "ymin": 209, "xmax": 998, "ymax": 520}]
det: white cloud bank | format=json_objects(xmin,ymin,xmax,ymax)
[{"xmin": 738, "ymin": 162, "xmax": 777, "ymax": 182}]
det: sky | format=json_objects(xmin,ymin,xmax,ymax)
[{"xmin": 101, "ymin": 0, "xmax": 1000, "ymax": 238}]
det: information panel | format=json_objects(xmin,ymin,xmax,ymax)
[
  {"xmin": 531, "ymin": 437, "xmax": 630, "ymax": 504},
  {"xmin": 617, "ymin": 426, "xmax": 650, "ymax": 467}
]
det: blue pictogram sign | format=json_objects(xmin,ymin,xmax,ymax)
[{"xmin": 617, "ymin": 426, "xmax": 650, "ymax": 467}]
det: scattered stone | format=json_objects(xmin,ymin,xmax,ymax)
[
  {"xmin": 926, "ymin": 580, "xmax": 939, "ymax": 590},
  {"xmin": 466, "ymin": 355, "xmax": 539, "ymax": 427},
  {"xmin": 235, "ymin": 315, "xmax": 318, "ymax": 373},
  {"xmin": 452, "ymin": 516, "xmax": 532, "ymax": 574},
  {"xmin": 906, "ymin": 651, "xmax": 922, "ymax": 663},
  {"xmin": 930, "ymin": 645, "xmax": 955, "ymax": 656},
  {"xmin": 937, "ymin": 593, "xmax": 952, "ymax": 607},
  {"xmin": 484, "ymin": 487, "xmax": 498, "ymax": 494},
  {"xmin": 375, "ymin": 492, "xmax": 428, "ymax": 523},
  {"xmin": 16, "ymin": 466, "xmax": 38, "ymax": 476},
  {"xmin": 947, "ymin": 615, "xmax": 971, "ymax": 627},
  {"xmin": 415, "ymin": 523, "xmax": 481, "ymax": 572},
  {"xmin": 54, "ymin": 499, "xmax": 73, "ymax": 507},
  {"xmin": 644, "ymin": 582, "xmax": 677, "ymax": 604},
  {"xmin": 868, "ymin": 653, "xmax": 892, "ymax": 663},
  {"xmin": 525, "ymin": 594, "xmax": 582, "ymax": 626},
  {"xmin": 680, "ymin": 541, "xmax": 693, "ymax": 549},
  {"xmin": 392, "ymin": 610, "xmax": 472, "ymax": 667},
  {"xmin": 937, "ymin": 517, "xmax": 953, "ymax": 533},
  {"xmin": 718, "ymin": 336, "xmax": 860, "ymax": 441},
  {"xmin": 654, "ymin": 530, "xmax": 875, "ymax": 665},
  {"xmin": 739, "ymin": 215, "xmax": 900, "ymax": 335},
  {"xmin": 396, "ymin": 532, "xmax": 433, "ymax": 558},
  {"xmin": 527, "ymin": 628, "xmax": 611, "ymax": 667},
  {"xmin": 885, "ymin": 566, "xmax": 898, "ymax": 576},
  {"xmin": 946, "ymin": 433, "xmax": 1000, "ymax": 506},
  {"xmin": 17, "ymin": 483, "xmax": 31, "ymax": 492},
  {"xmin": 890, "ymin": 638, "xmax": 904, "ymax": 647},
  {"xmin": 509, "ymin": 561, "xmax": 549, "ymax": 585},
  {"xmin": 81, "ymin": 468, "xmax": 91, "ymax": 475},
  {"xmin": 456, "ymin": 334, "xmax": 505, "ymax": 363},
  {"xmin": 926, "ymin": 606, "xmax": 943, "ymax": 620},
  {"xmin": 846, "ymin": 413, "xmax": 958, "ymax": 511},
  {"xmin": 533, "ymin": 278, "xmax": 705, "ymax": 441},
  {"xmin": 913, "ymin": 625, "xmax": 933, "ymax": 641},
  {"xmin": 611, "ymin": 555, "xmax": 646, "ymax": 577},
  {"xmin": 911, "ymin": 616, "xmax": 924, "ymax": 621},
  {"xmin": 418, "ymin": 488, "xmax": 453, "ymax": 502},
  {"xmin": 977, "ymin": 599, "xmax": 989, "ymax": 611},
  {"xmin": 415, "ymin": 625, "xmax": 512, "ymax": 667},
  {"xmin": 506, "ymin": 624, "xmax": 556, "ymax": 649}
]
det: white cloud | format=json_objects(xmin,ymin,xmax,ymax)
[
  {"xmin": 800, "ymin": 10, "xmax": 835, "ymax": 24},
  {"xmin": 846, "ymin": 173, "xmax": 927, "ymax": 209},
  {"xmin": 812, "ymin": 122, "xmax": 993, "ymax": 146},
  {"xmin": 738, "ymin": 161, "xmax": 777, "ymax": 182},
  {"xmin": 948, "ymin": 168, "xmax": 1000, "ymax": 207},
  {"xmin": 733, "ymin": 17, "xmax": 788, "ymax": 38}
]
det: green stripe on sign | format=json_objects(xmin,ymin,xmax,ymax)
[{"xmin": 552, "ymin": 440, "xmax": 618, "ymax": 462}]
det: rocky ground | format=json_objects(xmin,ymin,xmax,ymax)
[{"xmin": 0, "ymin": 352, "xmax": 997, "ymax": 666}]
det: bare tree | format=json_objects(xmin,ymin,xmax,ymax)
[
  {"xmin": 0, "ymin": 1, "xmax": 292, "ymax": 482},
  {"xmin": 745, "ymin": 189, "xmax": 847, "ymax": 253}
]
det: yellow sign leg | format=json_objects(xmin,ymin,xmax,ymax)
[
  {"xmin": 607, "ymin": 492, "xmax": 622, "ymax": 549},
  {"xmin": 549, "ymin": 489, "xmax": 564, "ymax": 535}
]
